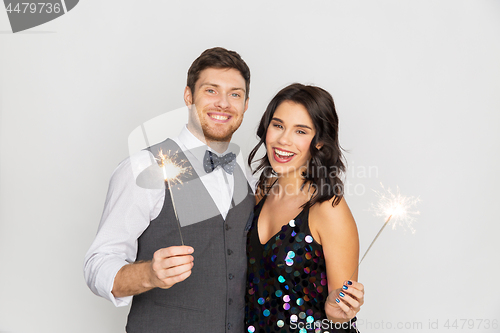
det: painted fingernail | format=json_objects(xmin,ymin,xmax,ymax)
[
  {"xmin": 348, "ymin": 280, "xmax": 353, "ymax": 285},
  {"xmin": 339, "ymin": 292, "xmax": 345, "ymax": 298},
  {"xmin": 335, "ymin": 298, "xmax": 340, "ymax": 303},
  {"xmin": 342, "ymin": 285, "xmax": 348, "ymax": 290}
]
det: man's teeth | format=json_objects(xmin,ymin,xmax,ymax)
[
  {"xmin": 274, "ymin": 149, "xmax": 294, "ymax": 157},
  {"xmin": 210, "ymin": 114, "xmax": 229, "ymax": 120}
]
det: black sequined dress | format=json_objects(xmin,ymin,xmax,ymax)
[{"xmin": 245, "ymin": 196, "xmax": 358, "ymax": 333}]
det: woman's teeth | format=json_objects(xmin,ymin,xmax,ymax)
[{"xmin": 274, "ymin": 148, "xmax": 294, "ymax": 157}]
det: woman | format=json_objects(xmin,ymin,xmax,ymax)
[{"xmin": 246, "ymin": 83, "xmax": 364, "ymax": 333}]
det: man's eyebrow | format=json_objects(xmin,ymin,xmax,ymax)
[
  {"xmin": 199, "ymin": 83, "xmax": 245, "ymax": 92},
  {"xmin": 271, "ymin": 117, "xmax": 312, "ymax": 130}
]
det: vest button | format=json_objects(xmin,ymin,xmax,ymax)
[
  {"xmin": 227, "ymin": 249, "xmax": 233, "ymax": 255},
  {"xmin": 228, "ymin": 273, "xmax": 234, "ymax": 280},
  {"xmin": 225, "ymin": 224, "xmax": 230, "ymax": 230},
  {"xmin": 228, "ymin": 298, "xmax": 233, "ymax": 305},
  {"xmin": 227, "ymin": 323, "xmax": 232, "ymax": 330}
]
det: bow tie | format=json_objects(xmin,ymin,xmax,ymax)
[{"xmin": 203, "ymin": 150, "xmax": 237, "ymax": 175}]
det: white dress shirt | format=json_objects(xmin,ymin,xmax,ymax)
[{"xmin": 84, "ymin": 126, "xmax": 255, "ymax": 307}]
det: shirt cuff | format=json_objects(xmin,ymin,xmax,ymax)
[{"xmin": 95, "ymin": 258, "xmax": 132, "ymax": 307}]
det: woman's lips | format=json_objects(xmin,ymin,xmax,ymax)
[{"xmin": 272, "ymin": 147, "xmax": 295, "ymax": 163}]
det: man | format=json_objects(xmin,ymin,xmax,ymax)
[{"xmin": 84, "ymin": 47, "xmax": 255, "ymax": 332}]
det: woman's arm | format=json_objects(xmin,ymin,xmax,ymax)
[{"xmin": 311, "ymin": 197, "xmax": 364, "ymax": 323}]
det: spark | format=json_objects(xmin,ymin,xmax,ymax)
[
  {"xmin": 371, "ymin": 183, "xmax": 420, "ymax": 234},
  {"xmin": 156, "ymin": 149, "xmax": 190, "ymax": 184}
]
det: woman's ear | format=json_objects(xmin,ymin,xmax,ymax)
[{"xmin": 316, "ymin": 142, "xmax": 323, "ymax": 150}]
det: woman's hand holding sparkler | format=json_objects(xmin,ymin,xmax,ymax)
[
  {"xmin": 148, "ymin": 246, "xmax": 194, "ymax": 289},
  {"xmin": 325, "ymin": 280, "xmax": 364, "ymax": 323}
]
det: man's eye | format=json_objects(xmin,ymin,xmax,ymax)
[
  {"xmin": 231, "ymin": 93, "xmax": 241, "ymax": 98},
  {"xmin": 207, "ymin": 89, "xmax": 215, "ymax": 93}
]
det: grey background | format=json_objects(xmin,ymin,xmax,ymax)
[{"xmin": 1, "ymin": 0, "xmax": 499, "ymax": 332}]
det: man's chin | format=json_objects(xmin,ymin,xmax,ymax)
[{"xmin": 202, "ymin": 130, "xmax": 233, "ymax": 143}]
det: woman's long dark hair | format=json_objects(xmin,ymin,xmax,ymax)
[{"xmin": 248, "ymin": 83, "xmax": 346, "ymax": 208}]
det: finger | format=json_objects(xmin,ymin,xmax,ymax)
[
  {"xmin": 158, "ymin": 267, "xmax": 193, "ymax": 289},
  {"xmin": 155, "ymin": 246, "xmax": 194, "ymax": 259},
  {"xmin": 341, "ymin": 285, "xmax": 364, "ymax": 304},
  {"xmin": 158, "ymin": 254, "xmax": 194, "ymax": 270},
  {"xmin": 157, "ymin": 261, "xmax": 194, "ymax": 280},
  {"xmin": 338, "ymin": 291, "xmax": 360, "ymax": 313},
  {"xmin": 334, "ymin": 296, "xmax": 355, "ymax": 319},
  {"xmin": 344, "ymin": 280, "xmax": 364, "ymax": 293}
]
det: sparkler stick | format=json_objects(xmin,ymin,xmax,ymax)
[
  {"xmin": 156, "ymin": 149, "xmax": 190, "ymax": 246},
  {"xmin": 349, "ymin": 214, "xmax": 392, "ymax": 280}
]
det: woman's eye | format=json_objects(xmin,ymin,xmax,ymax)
[
  {"xmin": 297, "ymin": 130, "xmax": 306, "ymax": 134},
  {"xmin": 273, "ymin": 124, "xmax": 283, "ymax": 129}
]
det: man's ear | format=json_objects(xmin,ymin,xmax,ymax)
[
  {"xmin": 243, "ymin": 97, "xmax": 249, "ymax": 113},
  {"xmin": 184, "ymin": 86, "xmax": 193, "ymax": 106}
]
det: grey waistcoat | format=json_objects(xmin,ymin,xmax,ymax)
[{"xmin": 126, "ymin": 139, "xmax": 254, "ymax": 333}]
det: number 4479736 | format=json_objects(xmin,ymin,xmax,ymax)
[
  {"xmin": 444, "ymin": 319, "xmax": 498, "ymax": 330},
  {"xmin": 5, "ymin": 2, "xmax": 62, "ymax": 14}
]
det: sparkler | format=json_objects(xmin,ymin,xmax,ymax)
[
  {"xmin": 350, "ymin": 184, "xmax": 420, "ymax": 280},
  {"xmin": 156, "ymin": 149, "xmax": 191, "ymax": 246},
  {"xmin": 347, "ymin": 185, "xmax": 419, "ymax": 333}
]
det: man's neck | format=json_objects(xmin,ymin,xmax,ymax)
[{"xmin": 186, "ymin": 123, "xmax": 230, "ymax": 154}]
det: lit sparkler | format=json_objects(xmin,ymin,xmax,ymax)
[
  {"xmin": 350, "ymin": 184, "xmax": 420, "ymax": 279},
  {"xmin": 156, "ymin": 149, "xmax": 191, "ymax": 246}
]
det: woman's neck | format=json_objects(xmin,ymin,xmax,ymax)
[{"xmin": 271, "ymin": 169, "xmax": 309, "ymax": 200}]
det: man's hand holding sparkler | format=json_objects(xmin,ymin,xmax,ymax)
[
  {"xmin": 325, "ymin": 280, "xmax": 364, "ymax": 323},
  {"xmin": 111, "ymin": 246, "xmax": 194, "ymax": 298},
  {"xmin": 147, "ymin": 246, "xmax": 194, "ymax": 289}
]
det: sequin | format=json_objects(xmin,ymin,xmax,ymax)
[{"xmin": 246, "ymin": 196, "xmax": 328, "ymax": 332}]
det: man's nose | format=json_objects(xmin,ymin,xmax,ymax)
[{"xmin": 214, "ymin": 93, "xmax": 230, "ymax": 109}]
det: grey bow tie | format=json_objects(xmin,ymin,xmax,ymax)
[{"xmin": 203, "ymin": 150, "xmax": 237, "ymax": 175}]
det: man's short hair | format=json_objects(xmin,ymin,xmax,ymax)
[{"xmin": 187, "ymin": 47, "xmax": 250, "ymax": 100}]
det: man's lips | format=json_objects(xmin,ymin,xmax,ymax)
[{"xmin": 207, "ymin": 112, "xmax": 232, "ymax": 123}]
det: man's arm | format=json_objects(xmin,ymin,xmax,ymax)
[{"xmin": 84, "ymin": 151, "xmax": 193, "ymax": 305}]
